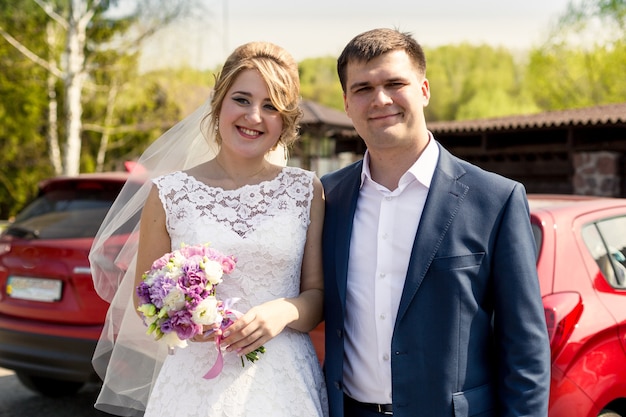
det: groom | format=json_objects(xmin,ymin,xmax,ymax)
[{"xmin": 321, "ymin": 28, "xmax": 550, "ymax": 417}]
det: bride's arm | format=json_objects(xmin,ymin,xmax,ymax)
[{"xmin": 133, "ymin": 185, "xmax": 171, "ymax": 310}]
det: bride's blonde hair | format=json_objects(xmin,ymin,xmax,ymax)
[{"xmin": 204, "ymin": 41, "xmax": 303, "ymax": 149}]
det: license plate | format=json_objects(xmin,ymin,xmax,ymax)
[{"xmin": 6, "ymin": 276, "xmax": 63, "ymax": 302}]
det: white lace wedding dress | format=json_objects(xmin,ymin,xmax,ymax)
[{"xmin": 143, "ymin": 167, "xmax": 328, "ymax": 417}]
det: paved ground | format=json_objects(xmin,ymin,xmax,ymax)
[{"xmin": 0, "ymin": 368, "xmax": 111, "ymax": 417}]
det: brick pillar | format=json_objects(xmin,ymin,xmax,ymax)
[{"xmin": 572, "ymin": 151, "xmax": 621, "ymax": 196}]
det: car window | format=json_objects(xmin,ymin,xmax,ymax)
[
  {"xmin": 583, "ymin": 217, "xmax": 626, "ymax": 289},
  {"xmin": 6, "ymin": 181, "xmax": 130, "ymax": 240},
  {"xmin": 595, "ymin": 216, "xmax": 626, "ymax": 289}
]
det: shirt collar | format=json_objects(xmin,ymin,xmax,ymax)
[{"xmin": 360, "ymin": 131, "xmax": 439, "ymax": 189}]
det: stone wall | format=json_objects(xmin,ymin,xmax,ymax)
[{"xmin": 573, "ymin": 151, "xmax": 621, "ymax": 196}]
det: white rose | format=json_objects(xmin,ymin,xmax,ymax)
[
  {"xmin": 170, "ymin": 252, "xmax": 185, "ymax": 267},
  {"xmin": 192, "ymin": 296, "xmax": 222, "ymax": 325},
  {"xmin": 163, "ymin": 287, "xmax": 186, "ymax": 311},
  {"xmin": 161, "ymin": 332, "xmax": 188, "ymax": 349},
  {"xmin": 203, "ymin": 260, "xmax": 224, "ymax": 285}
]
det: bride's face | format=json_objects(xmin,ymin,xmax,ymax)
[{"xmin": 218, "ymin": 69, "xmax": 284, "ymax": 159}]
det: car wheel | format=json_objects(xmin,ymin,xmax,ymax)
[
  {"xmin": 598, "ymin": 410, "xmax": 621, "ymax": 417},
  {"xmin": 16, "ymin": 372, "xmax": 85, "ymax": 397}
]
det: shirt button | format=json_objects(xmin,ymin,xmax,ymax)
[
  {"xmin": 379, "ymin": 273, "xmax": 386, "ymax": 279},
  {"xmin": 385, "ymin": 196, "xmax": 393, "ymax": 201},
  {"xmin": 379, "ymin": 314, "xmax": 386, "ymax": 320},
  {"xmin": 383, "ymin": 353, "xmax": 390, "ymax": 361}
]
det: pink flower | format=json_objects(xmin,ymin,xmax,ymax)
[
  {"xmin": 151, "ymin": 253, "xmax": 171, "ymax": 270},
  {"xmin": 220, "ymin": 256, "xmax": 237, "ymax": 274}
]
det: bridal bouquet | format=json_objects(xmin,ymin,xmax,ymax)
[{"xmin": 136, "ymin": 243, "xmax": 265, "ymax": 378}]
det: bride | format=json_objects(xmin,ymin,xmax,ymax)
[{"xmin": 89, "ymin": 41, "xmax": 328, "ymax": 417}]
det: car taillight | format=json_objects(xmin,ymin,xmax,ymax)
[
  {"xmin": 0, "ymin": 242, "xmax": 10, "ymax": 256},
  {"xmin": 543, "ymin": 292, "xmax": 583, "ymax": 362}
]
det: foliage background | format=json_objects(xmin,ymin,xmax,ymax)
[{"xmin": 1, "ymin": 0, "xmax": 625, "ymax": 218}]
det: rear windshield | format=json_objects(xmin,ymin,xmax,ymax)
[{"xmin": 6, "ymin": 180, "xmax": 135, "ymax": 240}]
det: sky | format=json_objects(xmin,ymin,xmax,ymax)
[{"xmin": 138, "ymin": 0, "xmax": 573, "ymax": 71}]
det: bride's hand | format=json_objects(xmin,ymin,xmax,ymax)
[{"xmin": 220, "ymin": 299, "xmax": 291, "ymax": 356}]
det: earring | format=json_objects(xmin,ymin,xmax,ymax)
[{"xmin": 214, "ymin": 118, "xmax": 219, "ymax": 132}]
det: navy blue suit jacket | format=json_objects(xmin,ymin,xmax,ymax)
[{"xmin": 321, "ymin": 143, "xmax": 550, "ymax": 417}]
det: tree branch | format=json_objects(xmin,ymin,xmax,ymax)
[
  {"xmin": 83, "ymin": 120, "xmax": 174, "ymax": 134},
  {"xmin": 78, "ymin": 0, "xmax": 101, "ymax": 28},
  {"xmin": 0, "ymin": 26, "xmax": 63, "ymax": 78},
  {"xmin": 34, "ymin": 0, "xmax": 68, "ymax": 29}
]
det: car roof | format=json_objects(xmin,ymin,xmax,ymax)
[
  {"xmin": 527, "ymin": 193, "xmax": 626, "ymax": 214},
  {"xmin": 38, "ymin": 172, "xmax": 134, "ymax": 191}
]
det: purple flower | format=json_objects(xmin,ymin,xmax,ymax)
[
  {"xmin": 169, "ymin": 309, "xmax": 201, "ymax": 340},
  {"xmin": 136, "ymin": 282, "xmax": 151, "ymax": 304},
  {"xmin": 159, "ymin": 317, "xmax": 173, "ymax": 334},
  {"xmin": 149, "ymin": 275, "xmax": 176, "ymax": 309},
  {"xmin": 180, "ymin": 262, "xmax": 207, "ymax": 288},
  {"xmin": 184, "ymin": 285, "xmax": 211, "ymax": 308}
]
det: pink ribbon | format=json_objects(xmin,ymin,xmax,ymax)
[
  {"xmin": 202, "ymin": 298, "xmax": 242, "ymax": 379},
  {"xmin": 202, "ymin": 336, "xmax": 225, "ymax": 379}
]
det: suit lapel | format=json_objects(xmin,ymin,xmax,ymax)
[
  {"xmin": 396, "ymin": 145, "xmax": 469, "ymax": 322},
  {"xmin": 331, "ymin": 162, "xmax": 362, "ymax": 310}
]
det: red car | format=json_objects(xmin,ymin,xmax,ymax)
[
  {"xmin": 311, "ymin": 194, "xmax": 626, "ymax": 417},
  {"xmin": 0, "ymin": 172, "xmax": 137, "ymax": 396},
  {"xmin": 530, "ymin": 195, "xmax": 626, "ymax": 417},
  {"xmin": 3, "ymin": 178, "xmax": 626, "ymax": 416}
]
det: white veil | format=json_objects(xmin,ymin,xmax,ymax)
[{"xmin": 89, "ymin": 98, "xmax": 286, "ymax": 416}]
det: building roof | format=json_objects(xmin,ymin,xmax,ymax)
[
  {"xmin": 300, "ymin": 100, "xmax": 353, "ymax": 129},
  {"xmin": 429, "ymin": 102, "xmax": 626, "ymax": 133}
]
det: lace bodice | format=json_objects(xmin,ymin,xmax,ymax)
[
  {"xmin": 144, "ymin": 166, "xmax": 328, "ymax": 417},
  {"xmin": 157, "ymin": 168, "xmax": 312, "ymax": 239}
]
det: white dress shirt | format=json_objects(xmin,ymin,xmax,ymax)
[{"xmin": 343, "ymin": 134, "xmax": 439, "ymax": 404}]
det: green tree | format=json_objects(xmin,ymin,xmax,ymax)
[
  {"xmin": 527, "ymin": 0, "xmax": 626, "ymax": 111},
  {"xmin": 299, "ymin": 56, "xmax": 344, "ymax": 111},
  {"xmin": 527, "ymin": 40, "xmax": 626, "ymax": 110},
  {"xmin": 0, "ymin": 1, "xmax": 53, "ymax": 218},
  {"xmin": 558, "ymin": 0, "xmax": 626, "ymax": 33},
  {"xmin": 0, "ymin": 0, "xmax": 200, "ymax": 177},
  {"xmin": 425, "ymin": 44, "xmax": 539, "ymax": 121},
  {"xmin": 0, "ymin": 1, "xmax": 206, "ymax": 217},
  {"xmin": 82, "ymin": 66, "xmax": 215, "ymax": 173}
]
